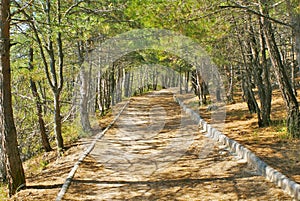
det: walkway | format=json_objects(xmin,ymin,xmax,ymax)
[{"xmin": 62, "ymin": 91, "xmax": 290, "ymax": 200}]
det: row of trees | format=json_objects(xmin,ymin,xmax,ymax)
[
  {"xmin": 218, "ymin": 0, "xmax": 300, "ymax": 135},
  {"xmin": 0, "ymin": 0, "xmax": 299, "ymax": 197}
]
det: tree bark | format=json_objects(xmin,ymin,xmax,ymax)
[
  {"xmin": 226, "ymin": 65, "xmax": 234, "ymax": 103},
  {"xmin": 110, "ymin": 64, "xmax": 116, "ymax": 105},
  {"xmin": 191, "ymin": 69, "xmax": 207, "ymax": 105},
  {"xmin": 257, "ymin": 20, "xmax": 272, "ymax": 126},
  {"xmin": 185, "ymin": 71, "xmax": 189, "ymax": 93},
  {"xmin": 286, "ymin": 0, "xmax": 300, "ymax": 70},
  {"xmin": 53, "ymin": 92, "xmax": 64, "ymax": 151},
  {"xmin": 0, "ymin": 142, "xmax": 6, "ymax": 182},
  {"xmin": 0, "ymin": 0, "xmax": 26, "ymax": 196},
  {"xmin": 79, "ymin": 62, "xmax": 92, "ymax": 132},
  {"xmin": 124, "ymin": 71, "xmax": 130, "ymax": 97}
]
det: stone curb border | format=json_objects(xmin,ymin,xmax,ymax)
[
  {"xmin": 173, "ymin": 94, "xmax": 300, "ymax": 200},
  {"xmin": 55, "ymin": 100, "xmax": 130, "ymax": 201}
]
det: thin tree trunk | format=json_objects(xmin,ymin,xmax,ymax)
[
  {"xmin": 286, "ymin": 0, "xmax": 300, "ymax": 71},
  {"xmin": 130, "ymin": 70, "xmax": 134, "ymax": 95},
  {"xmin": 0, "ymin": 0, "xmax": 26, "ymax": 196},
  {"xmin": 179, "ymin": 66, "xmax": 182, "ymax": 94},
  {"xmin": 80, "ymin": 68, "xmax": 92, "ymax": 132},
  {"xmin": 105, "ymin": 71, "xmax": 111, "ymax": 110},
  {"xmin": 110, "ymin": 65, "xmax": 116, "ymax": 105},
  {"xmin": 124, "ymin": 71, "xmax": 130, "ymax": 97},
  {"xmin": 226, "ymin": 65, "xmax": 234, "ymax": 103},
  {"xmin": 291, "ymin": 36, "xmax": 298, "ymax": 96},
  {"xmin": 53, "ymin": 92, "xmax": 64, "ymax": 151},
  {"xmin": 28, "ymin": 47, "xmax": 52, "ymax": 152},
  {"xmin": 185, "ymin": 71, "xmax": 189, "ymax": 93},
  {"xmin": 258, "ymin": 20, "xmax": 272, "ymax": 126}
]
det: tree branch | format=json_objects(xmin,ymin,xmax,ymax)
[
  {"xmin": 11, "ymin": 0, "xmax": 33, "ymax": 17},
  {"xmin": 219, "ymin": 4, "xmax": 292, "ymax": 28},
  {"xmin": 64, "ymin": 0, "xmax": 85, "ymax": 17}
]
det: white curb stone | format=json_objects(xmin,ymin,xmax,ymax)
[
  {"xmin": 55, "ymin": 101, "xmax": 130, "ymax": 201},
  {"xmin": 173, "ymin": 94, "xmax": 300, "ymax": 200}
]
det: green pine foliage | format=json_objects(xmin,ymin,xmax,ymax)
[{"xmin": 4, "ymin": 0, "xmax": 300, "ymax": 175}]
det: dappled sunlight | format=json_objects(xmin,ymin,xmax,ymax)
[
  {"xmin": 178, "ymin": 89, "xmax": 300, "ymax": 186},
  {"xmin": 62, "ymin": 92, "xmax": 290, "ymax": 200}
]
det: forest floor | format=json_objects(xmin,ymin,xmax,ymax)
[
  {"xmin": 5, "ymin": 88, "xmax": 299, "ymax": 200},
  {"xmin": 175, "ymin": 89, "xmax": 300, "ymax": 185}
]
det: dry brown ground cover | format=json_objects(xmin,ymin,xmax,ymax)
[
  {"xmin": 176, "ymin": 89, "xmax": 300, "ymax": 184},
  {"xmin": 3, "ymin": 89, "xmax": 298, "ymax": 200}
]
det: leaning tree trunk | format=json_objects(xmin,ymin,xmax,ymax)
[
  {"xmin": 28, "ymin": 47, "xmax": 52, "ymax": 152},
  {"xmin": 260, "ymin": 0, "xmax": 300, "ymax": 137},
  {"xmin": 0, "ymin": 0, "xmax": 26, "ymax": 196}
]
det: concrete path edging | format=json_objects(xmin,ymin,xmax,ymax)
[
  {"xmin": 173, "ymin": 94, "xmax": 300, "ymax": 200},
  {"xmin": 55, "ymin": 101, "xmax": 130, "ymax": 201}
]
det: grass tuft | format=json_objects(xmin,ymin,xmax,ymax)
[{"xmin": 0, "ymin": 183, "xmax": 8, "ymax": 201}]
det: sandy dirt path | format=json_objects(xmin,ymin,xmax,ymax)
[{"xmin": 63, "ymin": 91, "xmax": 291, "ymax": 200}]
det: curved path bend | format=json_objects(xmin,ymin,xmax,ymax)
[{"xmin": 62, "ymin": 91, "xmax": 291, "ymax": 200}]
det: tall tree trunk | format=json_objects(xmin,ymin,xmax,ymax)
[
  {"xmin": 226, "ymin": 65, "xmax": 234, "ymax": 103},
  {"xmin": 286, "ymin": 0, "xmax": 300, "ymax": 71},
  {"xmin": 76, "ymin": 40, "xmax": 92, "ymax": 132},
  {"xmin": 257, "ymin": 20, "xmax": 272, "ymax": 126},
  {"xmin": 241, "ymin": 75, "xmax": 257, "ymax": 114},
  {"xmin": 294, "ymin": 20, "xmax": 300, "ymax": 71},
  {"xmin": 110, "ymin": 65, "xmax": 116, "ymax": 105},
  {"xmin": 0, "ymin": 0, "xmax": 26, "ymax": 196},
  {"xmin": 185, "ymin": 71, "xmax": 189, "ymax": 93},
  {"xmin": 179, "ymin": 66, "xmax": 182, "ymax": 94},
  {"xmin": 80, "ymin": 62, "xmax": 92, "ymax": 132},
  {"xmin": 116, "ymin": 66, "xmax": 123, "ymax": 103},
  {"xmin": 28, "ymin": 47, "xmax": 52, "ymax": 152},
  {"xmin": 98, "ymin": 72, "xmax": 105, "ymax": 116},
  {"xmin": 260, "ymin": 0, "xmax": 300, "ymax": 137},
  {"xmin": 291, "ymin": 37, "xmax": 297, "ymax": 96},
  {"xmin": 53, "ymin": 92, "xmax": 64, "ymax": 151},
  {"xmin": 191, "ymin": 69, "xmax": 207, "ymax": 105},
  {"xmin": 105, "ymin": 71, "xmax": 111, "ymax": 110},
  {"xmin": 124, "ymin": 71, "xmax": 130, "ymax": 97},
  {"xmin": 88, "ymin": 62, "xmax": 95, "ymax": 115}
]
